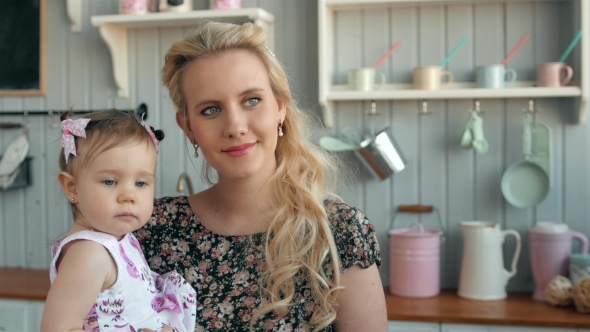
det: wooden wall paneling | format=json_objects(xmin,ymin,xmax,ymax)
[
  {"xmin": 158, "ymin": 27, "xmax": 187, "ymax": 199},
  {"xmin": 473, "ymin": 3, "xmax": 504, "ymax": 67},
  {"xmin": 565, "ymin": 123, "xmax": 589, "ymax": 251},
  {"xmin": 67, "ymin": 1, "xmax": 91, "ymax": 110},
  {"xmin": 23, "ymin": 98, "xmax": 47, "ymax": 268},
  {"xmin": 0, "ymin": 98, "xmax": 25, "ymax": 267},
  {"xmin": 504, "ymin": 99, "xmax": 534, "ymax": 292},
  {"xmin": 389, "ymin": 7, "xmax": 417, "ymax": 84},
  {"xmin": 282, "ymin": 0, "xmax": 308, "ymax": 106},
  {"xmin": 446, "ymin": 5, "xmax": 473, "ymax": 82},
  {"xmin": 534, "ymin": 100, "xmax": 563, "ymax": 223},
  {"xmin": 444, "ymin": 4, "xmax": 474, "ymax": 289},
  {"xmin": 505, "ymin": 2, "xmax": 535, "ymax": 81},
  {"xmin": 417, "ymin": 4, "xmax": 446, "ymax": 268},
  {"xmin": 534, "ymin": 2, "xmax": 561, "ymax": 65}
]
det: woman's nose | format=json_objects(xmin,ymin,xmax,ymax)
[{"xmin": 223, "ymin": 105, "xmax": 248, "ymax": 138}]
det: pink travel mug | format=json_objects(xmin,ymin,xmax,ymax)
[{"xmin": 527, "ymin": 222, "xmax": 589, "ymax": 301}]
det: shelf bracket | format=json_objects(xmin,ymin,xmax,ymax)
[
  {"xmin": 98, "ymin": 24, "xmax": 129, "ymax": 98},
  {"xmin": 320, "ymin": 100, "xmax": 334, "ymax": 128},
  {"xmin": 66, "ymin": 0, "xmax": 82, "ymax": 33}
]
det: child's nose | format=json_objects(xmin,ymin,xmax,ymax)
[{"xmin": 117, "ymin": 186, "xmax": 136, "ymax": 203}]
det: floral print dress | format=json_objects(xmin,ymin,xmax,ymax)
[{"xmin": 136, "ymin": 196, "xmax": 381, "ymax": 331}]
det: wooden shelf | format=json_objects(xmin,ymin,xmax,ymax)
[
  {"xmin": 327, "ymin": 83, "xmax": 582, "ymax": 101},
  {"xmin": 318, "ymin": 0, "xmax": 589, "ymax": 127},
  {"xmin": 0, "ymin": 268, "xmax": 50, "ymax": 301},
  {"xmin": 91, "ymin": 8, "xmax": 274, "ymax": 98}
]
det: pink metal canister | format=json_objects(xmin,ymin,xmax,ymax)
[{"xmin": 388, "ymin": 205, "xmax": 444, "ymax": 298}]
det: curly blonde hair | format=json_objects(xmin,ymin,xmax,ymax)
[{"xmin": 162, "ymin": 20, "xmax": 343, "ymax": 330}]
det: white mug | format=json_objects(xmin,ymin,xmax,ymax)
[
  {"xmin": 413, "ymin": 66, "xmax": 453, "ymax": 90},
  {"xmin": 348, "ymin": 68, "xmax": 386, "ymax": 91}
]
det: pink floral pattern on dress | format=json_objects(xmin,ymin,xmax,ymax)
[
  {"xmin": 119, "ymin": 243, "xmax": 140, "ymax": 279},
  {"xmin": 136, "ymin": 196, "xmax": 381, "ymax": 331}
]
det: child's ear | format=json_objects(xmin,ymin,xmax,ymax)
[{"xmin": 57, "ymin": 172, "xmax": 77, "ymax": 201}]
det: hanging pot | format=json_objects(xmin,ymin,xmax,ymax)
[{"xmin": 354, "ymin": 127, "xmax": 406, "ymax": 180}]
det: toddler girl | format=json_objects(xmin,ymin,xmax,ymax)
[{"xmin": 41, "ymin": 110, "xmax": 196, "ymax": 332}]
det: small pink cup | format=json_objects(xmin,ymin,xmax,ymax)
[
  {"xmin": 536, "ymin": 62, "xmax": 574, "ymax": 87},
  {"xmin": 210, "ymin": 0, "xmax": 242, "ymax": 10}
]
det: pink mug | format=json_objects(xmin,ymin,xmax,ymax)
[
  {"xmin": 527, "ymin": 222, "xmax": 589, "ymax": 301},
  {"xmin": 536, "ymin": 62, "xmax": 574, "ymax": 87}
]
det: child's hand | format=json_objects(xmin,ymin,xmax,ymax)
[{"xmin": 137, "ymin": 326, "xmax": 174, "ymax": 332}]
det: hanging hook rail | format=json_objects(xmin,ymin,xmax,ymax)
[
  {"xmin": 0, "ymin": 103, "xmax": 148, "ymax": 119},
  {"xmin": 419, "ymin": 100, "xmax": 432, "ymax": 115},
  {"xmin": 473, "ymin": 99, "xmax": 485, "ymax": 114}
]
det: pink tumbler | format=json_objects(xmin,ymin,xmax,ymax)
[
  {"xmin": 527, "ymin": 222, "xmax": 589, "ymax": 301},
  {"xmin": 388, "ymin": 205, "xmax": 444, "ymax": 298}
]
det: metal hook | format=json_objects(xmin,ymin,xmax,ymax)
[
  {"xmin": 473, "ymin": 99, "xmax": 485, "ymax": 114},
  {"xmin": 364, "ymin": 100, "xmax": 380, "ymax": 137},
  {"xmin": 23, "ymin": 110, "xmax": 29, "ymax": 137},
  {"xmin": 419, "ymin": 100, "xmax": 432, "ymax": 115}
]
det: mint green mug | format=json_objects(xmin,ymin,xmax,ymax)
[{"xmin": 348, "ymin": 68, "xmax": 386, "ymax": 91}]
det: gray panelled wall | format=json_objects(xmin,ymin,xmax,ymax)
[{"xmin": 0, "ymin": 0, "xmax": 588, "ymax": 293}]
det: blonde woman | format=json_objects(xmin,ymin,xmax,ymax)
[{"xmin": 136, "ymin": 21, "xmax": 387, "ymax": 331}]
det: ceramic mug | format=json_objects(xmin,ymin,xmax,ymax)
[
  {"xmin": 210, "ymin": 0, "xmax": 242, "ymax": 9},
  {"xmin": 537, "ymin": 62, "xmax": 574, "ymax": 87},
  {"xmin": 119, "ymin": 0, "xmax": 149, "ymax": 14},
  {"xmin": 413, "ymin": 66, "xmax": 453, "ymax": 90},
  {"xmin": 476, "ymin": 65, "xmax": 517, "ymax": 89},
  {"xmin": 348, "ymin": 68, "xmax": 386, "ymax": 91}
]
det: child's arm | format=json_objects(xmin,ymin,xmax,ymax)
[{"xmin": 41, "ymin": 240, "xmax": 118, "ymax": 332}]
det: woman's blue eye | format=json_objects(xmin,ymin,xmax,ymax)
[
  {"xmin": 136, "ymin": 181, "xmax": 147, "ymax": 188},
  {"xmin": 245, "ymin": 97, "xmax": 261, "ymax": 107},
  {"xmin": 103, "ymin": 180, "xmax": 116, "ymax": 186},
  {"xmin": 202, "ymin": 107, "xmax": 221, "ymax": 116}
]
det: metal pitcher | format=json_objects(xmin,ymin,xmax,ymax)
[{"xmin": 354, "ymin": 127, "xmax": 406, "ymax": 180}]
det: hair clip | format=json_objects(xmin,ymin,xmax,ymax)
[
  {"xmin": 141, "ymin": 114, "xmax": 159, "ymax": 153},
  {"xmin": 265, "ymin": 46, "xmax": 275, "ymax": 58},
  {"xmin": 61, "ymin": 118, "xmax": 91, "ymax": 163}
]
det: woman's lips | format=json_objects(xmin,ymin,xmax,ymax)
[{"xmin": 223, "ymin": 143, "xmax": 256, "ymax": 157}]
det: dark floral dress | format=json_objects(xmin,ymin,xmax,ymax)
[{"xmin": 135, "ymin": 196, "xmax": 381, "ymax": 332}]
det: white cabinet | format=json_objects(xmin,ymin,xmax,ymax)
[
  {"xmin": 389, "ymin": 320, "xmax": 440, "ymax": 331},
  {"xmin": 91, "ymin": 8, "xmax": 274, "ymax": 98},
  {"xmin": 441, "ymin": 323, "xmax": 581, "ymax": 332},
  {"xmin": 0, "ymin": 299, "xmax": 44, "ymax": 332},
  {"xmin": 318, "ymin": 0, "xmax": 590, "ymax": 126}
]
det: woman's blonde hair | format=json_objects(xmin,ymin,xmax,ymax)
[{"xmin": 162, "ymin": 20, "xmax": 343, "ymax": 330}]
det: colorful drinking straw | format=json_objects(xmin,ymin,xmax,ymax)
[
  {"xmin": 501, "ymin": 33, "xmax": 530, "ymax": 65},
  {"xmin": 373, "ymin": 41, "xmax": 402, "ymax": 69},
  {"xmin": 440, "ymin": 38, "xmax": 468, "ymax": 67},
  {"xmin": 559, "ymin": 30, "xmax": 583, "ymax": 63}
]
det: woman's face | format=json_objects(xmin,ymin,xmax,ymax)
[{"xmin": 177, "ymin": 49, "xmax": 286, "ymax": 182}]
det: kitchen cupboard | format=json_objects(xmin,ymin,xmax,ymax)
[
  {"xmin": 318, "ymin": 0, "xmax": 589, "ymax": 127},
  {"xmin": 388, "ymin": 322, "xmax": 590, "ymax": 332},
  {"xmin": 0, "ymin": 299, "xmax": 44, "ymax": 332}
]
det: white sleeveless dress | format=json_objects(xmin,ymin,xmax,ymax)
[{"xmin": 50, "ymin": 231, "xmax": 197, "ymax": 332}]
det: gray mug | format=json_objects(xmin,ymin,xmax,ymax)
[{"xmin": 476, "ymin": 65, "xmax": 517, "ymax": 89}]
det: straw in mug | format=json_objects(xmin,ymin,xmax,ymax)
[
  {"xmin": 439, "ymin": 38, "xmax": 468, "ymax": 67},
  {"xmin": 373, "ymin": 41, "xmax": 402, "ymax": 69},
  {"xmin": 501, "ymin": 33, "xmax": 530, "ymax": 66},
  {"xmin": 559, "ymin": 30, "xmax": 583, "ymax": 63}
]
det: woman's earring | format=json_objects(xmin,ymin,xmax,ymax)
[
  {"xmin": 193, "ymin": 143, "xmax": 199, "ymax": 158},
  {"xmin": 278, "ymin": 122, "xmax": 284, "ymax": 137}
]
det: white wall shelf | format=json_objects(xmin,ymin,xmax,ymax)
[
  {"xmin": 318, "ymin": 0, "xmax": 589, "ymax": 127},
  {"xmin": 91, "ymin": 8, "xmax": 274, "ymax": 98}
]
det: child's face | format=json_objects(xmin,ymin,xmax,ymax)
[{"xmin": 74, "ymin": 142, "xmax": 157, "ymax": 239}]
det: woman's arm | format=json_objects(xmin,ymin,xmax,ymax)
[
  {"xmin": 41, "ymin": 240, "xmax": 117, "ymax": 332},
  {"xmin": 335, "ymin": 264, "xmax": 388, "ymax": 332}
]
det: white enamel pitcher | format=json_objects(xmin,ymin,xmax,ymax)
[{"xmin": 458, "ymin": 221, "xmax": 521, "ymax": 300}]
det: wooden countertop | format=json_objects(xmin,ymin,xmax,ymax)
[
  {"xmin": 0, "ymin": 268, "xmax": 50, "ymax": 301},
  {"xmin": 1, "ymin": 268, "xmax": 588, "ymax": 328},
  {"xmin": 385, "ymin": 288, "xmax": 590, "ymax": 328}
]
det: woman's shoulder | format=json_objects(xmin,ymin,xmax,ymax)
[{"xmin": 322, "ymin": 199, "xmax": 381, "ymax": 270}]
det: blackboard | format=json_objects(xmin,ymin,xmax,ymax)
[{"xmin": 0, "ymin": 0, "xmax": 46, "ymax": 95}]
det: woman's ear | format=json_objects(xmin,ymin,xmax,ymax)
[
  {"xmin": 276, "ymin": 98, "xmax": 286, "ymax": 123},
  {"xmin": 176, "ymin": 111, "xmax": 194, "ymax": 142},
  {"xmin": 57, "ymin": 172, "xmax": 77, "ymax": 201}
]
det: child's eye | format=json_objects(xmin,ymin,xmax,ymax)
[
  {"xmin": 201, "ymin": 107, "xmax": 221, "ymax": 116},
  {"xmin": 135, "ymin": 181, "xmax": 148, "ymax": 188},
  {"xmin": 245, "ymin": 97, "xmax": 261, "ymax": 107},
  {"xmin": 103, "ymin": 179, "xmax": 116, "ymax": 186}
]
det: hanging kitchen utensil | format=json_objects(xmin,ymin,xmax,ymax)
[
  {"xmin": 0, "ymin": 128, "xmax": 30, "ymax": 189},
  {"xmin": 501, "ymin": 110, "xmax": 551, "ymax": 208},
  {"xmin": 318, "ymin": 136, "xmax": 359, "ymax": 152}
]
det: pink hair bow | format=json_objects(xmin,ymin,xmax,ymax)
[
  {"xmin": 61, "ymin": 118, "xmax": 91, "ymax": 163},
  {"xmin": 142, "ymin": 120, "xmax": 159, "ymax": 153}
]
